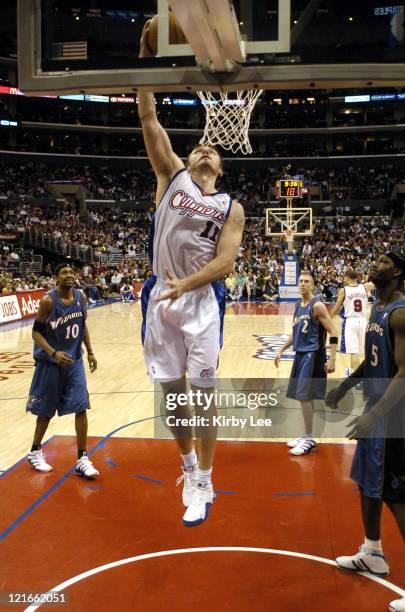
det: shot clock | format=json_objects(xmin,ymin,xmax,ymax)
[{"xmin": 277, "ymin": 179, "xmax": 303, "ymax": 199}]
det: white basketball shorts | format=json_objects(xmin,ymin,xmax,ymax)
[
  {"xmin": 341, "ymin": 317, "xmax": 367, "ymax": 354},
  {"xmin": 141, "ymin": 276, "xmax": 225, "ymax": 387}
]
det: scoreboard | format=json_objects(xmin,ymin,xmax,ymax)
[{"xmin": 277, "ymin": 179, "xmax": 303, "ymax": 199}]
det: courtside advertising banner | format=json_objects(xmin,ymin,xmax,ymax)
[
  {"xmin": 0, "ymin": 294, "xmax": 21, "ymax": 324},
  {"xmin": 0, "ymin": 289, "xmax": 46, "ymax": 325},
  {"xmin": 16, "ymin": 289, "xmax": 46, "ymax": 320}
]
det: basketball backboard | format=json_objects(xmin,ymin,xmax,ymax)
[
  {"xmin": 18, "ymin": 0, "xmax": 405, "ymax": 96},
  {"xmin": 266, "ymin": 207, "xmax": 313, "ymax": 237}
]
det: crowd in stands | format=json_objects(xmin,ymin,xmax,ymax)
[
  {"xmin": 1, "ymin": 204, "xmax": 403, "ymax": 303},
  {"xmin": 1, "ymin": 204, "xmax": 150, "ymax": 260},
  {"xmin": 0, "ymin": 162, "xmax": 404, "ymax": 208}
]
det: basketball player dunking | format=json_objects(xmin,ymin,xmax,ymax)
[
  {"xmin": 138, "ymin": 24, "xmax": 245, "ymax": 526},
  {"xmin": 330, "ymin": 268, "xmax": 374, "ymax": 376},
  {"xmin": 326, "ymin": 252, "xmax": 405, "ymax": 612}
]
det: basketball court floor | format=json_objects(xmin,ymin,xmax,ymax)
[{"xmin": 1, "ymin": 300, "xmax": 404, "ymax": 611}]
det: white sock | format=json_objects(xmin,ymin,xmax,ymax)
[
  {"xmin": 196, "ymin": 467, "xmax": 212, "ymax": 486},
  {"xmin": 181, "ymin": 448, "xmax": 197, "ymax": 469},
  {"xmin": 364, "ymin": 537, "xmax": 383, "ymax": 554}
]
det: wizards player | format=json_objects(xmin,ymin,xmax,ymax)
[
  {"xmin": 326, "ymin": 252, "xmax": 405, "ymax": 612},
  {"xmin": 26, "ymin": 263, "xmax": 99, "ymax": 479},
  {"xmin": 275, "ymin": 272, "xmax": 338, "ymax": 455}
]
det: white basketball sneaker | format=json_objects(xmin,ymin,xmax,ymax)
[
  {"xmin": 287, "ymin": 436, "xmax": 304, "ymax": 448},
  {"xmin": 183, "ymin": 482, "xmax": 215, "ymax": 527},
  {"xmin": 336, "ymin": 544, "xmax": 389, "ymax": 576},
  {"xmin": 289, "ymin": 438, "xmax": 316, "ymax": 456},
  {"xmin": 176, "ymin": 465, "xmax": 197, "ymax": 507},
  {"xmin": 27, "ymin": 449, "xmax": 53, "ymax": 472},
  {"xmin": 75, "ymin": 456, "xmax": 99, "ymax": 479},
  {"xmin": 389, "ymin": 597, "xmax": 405, "ymax": 611}
]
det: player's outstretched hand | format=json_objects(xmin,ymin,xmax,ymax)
[
  {"xmin": 139, "ymin": 20, "xmax": 153, "ymax": 58},
  {"xmin": 87, "ymin": 353, "xmax": 97, "ymax": 373},
  {"xmin": 325, "ymin": 384, "xmax": 346, "ymax": 409},
  {"xmin": 54, "ymin": 351, "xmax": 75, "ymax": 367},
  {"xmin": 346, "ymin": 413, "xmax": 377, "ymax": 440},
  {"xmin": 274, "ymin": 350, "xmax": 282, "ymax": 368},
  {"xmin": 155, "ymin": 269, "xmax": 188, "ymax": 302}
]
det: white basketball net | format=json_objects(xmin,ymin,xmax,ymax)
[{"xmin": 196, "ymin": 89, "xmax": 263, "ymax": 155}]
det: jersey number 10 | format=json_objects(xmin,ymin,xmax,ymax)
[{"xmin": 65, "ymin": 324, "xmax": 79, "ymax": 339}]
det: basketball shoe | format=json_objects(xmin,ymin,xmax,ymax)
[
  {"xmin": 75, "ymin": 456, "xmax": 99, "ymax": 479},
  {"xmin": 182, "ymin": 482, "xmax": 215, "ymax": 527},
  {"xmin": 287, "ymin": 435, "xmax": 305, "ymax": 448},
  {"xmin": 27, "ymin": 448, "xmax": 53, "ymax": 472},
  {"xmin": 288, "ymin": 437, "xmax": 316, "ymax": 456},
  {"xmin": 389, "ymin": 597, "xmax": 405, "ymax": 611},
  {"xmin": 336, "ymin": 544, "xmax": 389, "ymax": 576},
  {"xmin": 176, "ymin": 465, "xmax": 197, "ymax": 507}
]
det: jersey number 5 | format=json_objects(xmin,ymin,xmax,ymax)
[
  {"xmin": 200, "ymin": 221, "xmax": 220, "ymax": 243},
  {"xmin": 370, "ymin": 343, "xmax": 379, "ymax": 367}
]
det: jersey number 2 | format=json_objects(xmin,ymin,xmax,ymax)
[
  {"xmin": 200, "ymin": 221, "xmax": 220, "ymax": 243},
  {"xmin": 301, "ymin": 320, "xmax": 309, "ymax": 334}
]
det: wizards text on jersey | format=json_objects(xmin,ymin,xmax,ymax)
[{"xmin": 50, "ymin": 310, "xmax": 84, "ymax": 330}]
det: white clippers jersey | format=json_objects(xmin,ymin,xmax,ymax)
[
  {"xmin": 151, "ymin": 168, "xmax": 233, "ymax": 279},
  {"xmin": 342, "ymin": 284, "xmax": 368, "ymax": 318}
]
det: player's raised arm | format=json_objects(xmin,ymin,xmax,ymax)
[
  {"xmin": 138, "ymin": 23, "xmax": 184, "ymax": 185},
  {"xmin": 330, "ymin": 287, "xmax": 345, "ymax": 318},
  {"xmin": 156, "ymin": 201, "xmax": 245, "ymax": 301}
]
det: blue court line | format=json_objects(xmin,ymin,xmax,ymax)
[
  {"xmin": 274, "ymin": 492, "xmax": 316, "ymax": 497},
  {"xmin": 134, "ymin": 474, "xmax": 164, "ymax": 485},
  {"xmin": 0, "ymin": 389, "xmax": 154, "ymax": 401},
  {"xmin": 214, "ymin": 489, "xmax": 237, "ymax": 495},
  {"xmin": 104, "ymin": 457, "xmax": 119, "ymax": 468},
  {"xmin": 0, "ymin": 415, "xmax": 157, "ymax": 542},
  {"xmin": 0, "ymin": 436, "xmax": 55, "ymax": 480}
]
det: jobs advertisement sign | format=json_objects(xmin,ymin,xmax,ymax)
[{"xmin": 0, "ymin": 289, "xmax": 46, "ymax": 325}]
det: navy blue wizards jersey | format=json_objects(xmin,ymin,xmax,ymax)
[
  {"xmin": 363, "ymin": 298, "xmax": 405, "ymax": 399},
  {"xmin": 33, "ymin": 288, "xmax": 87, "ymax": 363},
  {"xmin": 292, "ymin": 297, "xmax": 326, "ymax": 352}
]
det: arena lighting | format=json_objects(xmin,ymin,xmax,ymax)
[
  {"xmin": 0, "ymin": 119, "xmax": 19, "ymax": 126},
  {"xmin": 172, "ymin": 98, "xmax": 197, "ymax": 105},
  {"xmin": 344, "ymin": 95, "xmax": 370, "ymax": 102}
]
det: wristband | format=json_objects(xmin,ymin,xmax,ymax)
[
  {"xmin": 87, "ymin": 351, "xmax": 94, "ymax": 355},
  {"xmin": 330, "ymin": 336, "xmax": 338, "ymax": 345}
]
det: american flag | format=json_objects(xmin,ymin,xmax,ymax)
[{"xmin": 52, "ymin": 41, "xmax": 88, "ymax": 61}]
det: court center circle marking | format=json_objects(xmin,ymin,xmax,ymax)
[{"xmin": 24, "ymin": 546, "xmax": 405, "ymax": 611}]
